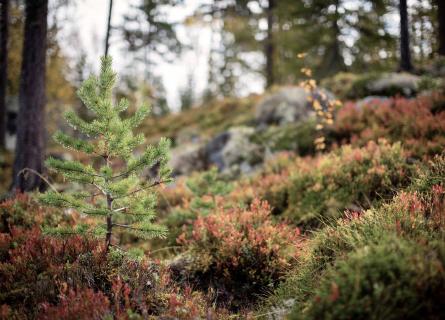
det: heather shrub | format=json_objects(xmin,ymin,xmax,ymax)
[
  {"xmin": 333, "ymin": 94, "xmax": 445, "ymax": 159},
  {"xmin": 232, "ymin": 168, "xmax": 290, "ymax": 215},
  {"xmin": 0, "ymin": 228, "xmax": 104, "ymax": 318},
  {"xmin": 262, "ymin": 156, "xmax": 445, "ymax": 319},
  {"xmin": 290, "ymin": 240, "xmax": 445, "ymax": 320},
  {"xmin": 177, "ymin": 199, "xmax": 301, "ymax": 310},
  {"xmin": 229, "ymin": 152, "xmax": 298, "ymax": 215},
  {"xmin": 185, "ymin": 167, "xmax": 234, "ymax": 214},
  {"xmin": 0, "ymin": 193, "xmax": 73, "ymax": 234},
  {"xmin": 0, "ymin": 225, "xmax": 214, "ymax": 319},
  {"xmin": 285, "ymin": 140, "xmax": 413, "ymax": 227},
  {"xmin": 38, "ymin": 288, "xmax": 111, "ymax": 320}
]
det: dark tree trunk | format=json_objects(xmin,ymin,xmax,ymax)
[
  {"xmin": 12, "ymin": 0, "xmax": 48, "ymax": 192},
  {"xmin": 0, "ymin": 0, "xmax": 8, "ymax": 150},
  {"xmin": 399, "ymin": 0, "xmax": 413, "ymax": 71},
  {"xmin": 265, "ymin": 0, "xmax": 275, "ymax": 88},
  {"xmin": 437, "ymin": 0, "xmax": 445, "ymax": 56},
  {"xmin": 318, "ymin": 0, "xmax": 346, "ymax": 78},
  {"xmin": 104, "ymin": 0, "xmax": 113, "ymax": 56}
]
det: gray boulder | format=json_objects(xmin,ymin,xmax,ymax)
[
  {"xmin": 255, "ymin": 86, "xmax": 333, "ymax": 127},
  {"xmin": 169, "ymin": 127, "xmax": 264, "ymax": 176},
  {"xmin": 368, "ymin": 73, "xmax": 421, "ymax": 97},
  {"xmin": 205, "ymin": 126, "xmax": 264, "ymax": 175},
  {"xmin": 169, "ymin": 143, "xmax": 206, "ymax": 176}
]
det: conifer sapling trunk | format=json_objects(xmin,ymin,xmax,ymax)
[{"xmin": 40, "ymin": 57, "xmax": 172, "ymax": 251}]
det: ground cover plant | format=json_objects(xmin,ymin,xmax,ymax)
[
  {"xmin": 0, "ymin": 196, "xmax": 214, "ymax": 319},
  {"xmin": 176, "ymin": 199, "xmax": 302, "ymax": 311},
  {"xmin": 261, "ymin": 155, "xmax": 445, "ymax": 319},
  {"xmin": 332, "ymin": 93, "xmax": 445, "ymax": 159}
]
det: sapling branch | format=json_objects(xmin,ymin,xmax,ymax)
[{"xmin": 113, "ymin": 180, "xmax": 168, "ymax": 199}]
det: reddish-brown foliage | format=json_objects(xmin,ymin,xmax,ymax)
[
  {"xmin": 333, "ymin": 94, "xmax": 445, "ymax": 159},
  {"xmin": 178, "ymin": 199, "xmax": 302, "ymax": 309}
]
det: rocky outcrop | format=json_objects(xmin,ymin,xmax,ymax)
[
  {"xmin": 367, "ymin": 73, "xmax": 421, "ymax": 97},
  {"xmin": 205, "ymin": 126, "xmax": 264, "ymax": 175},
  {"xmin": 169, "ymin": 127, "xmax": 264, "ymax": 176},
  {"xmin": 255, "ymin": 86, "xmax": 333, "ymax": 127},
  {"xmin": 169, "ymin": 143, "xmax": 206, "ymax": 176},
  {"xmin": 169, "ymin": 86, "xmax": 339, "ymax": 176}
]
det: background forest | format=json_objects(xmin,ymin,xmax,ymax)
[{"xmin": 0, "ymin": 0, "xmax": 445, "ymax": 319}]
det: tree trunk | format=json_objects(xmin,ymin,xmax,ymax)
[
  {"xmin": 0, "ymin": 0, "xmax": 8, "ymax": 150},
  {"xmin": 265, "ymin": 0, "xmax": 275, "ymax": 88},
  {"xmin": 318, "ymin": 0, "xmax": 346, "ymax": 78},
  {"xmin": 105, "ymin": 193, "xmax": 113, "ymax": 251},
  {"xmin": 104, "ymin": 0, "xmax": 113, "ymax": 56},
  {"xmin": 437, "ymin": 0, "xmax": 445, "ymax": 56},
  {"xmin": 12, "ymin": 0, "xmax": 48, "ymax": 192},
  {"xmin": 399, "ymin": 0, "xmax": 413, "ymax": 71}
]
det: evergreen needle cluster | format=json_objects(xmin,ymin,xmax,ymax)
[{"xmin": 40, "ymin": 56, "xmax": 172, "ymax": 250}]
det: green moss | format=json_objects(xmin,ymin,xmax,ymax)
[
  {"xmin": 321, "ymin": 72, "xmax": 360, "ymax": 100},
  {"xmin": 254, "ymin": 120, "xmax": 318, "ymax": 156}
]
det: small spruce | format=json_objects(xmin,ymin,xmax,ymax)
[
  {"xmin": 186, "ymin": 167, "xmax": 233, "ymax": 215},
  {"xmin": 40, "ymin": 56, "xmax": 172, "ymax": 251}
]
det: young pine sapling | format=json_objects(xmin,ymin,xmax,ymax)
[{"xmin": 40, "ymin": 56, "xmax": 172, "ymax": 251}]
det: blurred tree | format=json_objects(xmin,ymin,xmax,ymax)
[
  {"xmin": 12, "ymin": 0, "xmax": 48, "ymax": 191},
  {"xmin": 199, "ymin": 0, "xmax": 398, "ymax": 90},
  {"xmin": 280, "ymin": 0, "xmax": 396, "ymax": 78},
  {"xmin": 399, "ymin": 0, "xmax": 413, "ymax": 71},
  {"xmin": 196, "ymin": 1, "xmax": 261, "ymax": 98},
  {"xmin": 180, "ymin": 72, "xmax": 195, "ymax": 111},
  {"xmin": 116, "ymin": 74, "xmax": 169, "ymax": 117},
  {"xmin": 5, "ymin": 3, "xmax": 23, "ymax": 97},
  {"xmin": 436, "ymin": 0, "xmax": 445, "ymax": 56},
  {"xmin": 264, "ymin": 0, "xmax": 275, "ymax": 88},
  {"xmin": 6, "ymin": 1, "xmax": 74, "ymax": 139},
  {"xmin": 122, "ymin": 0, "xmax": 182, "ymax": 77},
  {"xmin": 410, "ymin": 1, "xmax": 430, "ymax": 65},
  {"xmin": 0, "ymin": 0, "xmax": 8, "ymax": 149},
  {"xmin": 212, "ymin": 0, "xmax": 276, "ymax": 88},
  {"xmin": 349, "ymin": 0, "xmax": 397, "ymax": 72},
  {"xmin": 150, "ymin": 76, "xmax": 170, "ymax": 116},
  {"xmin": 104, "ymin": 0, "xmax": 113, "ymax": 56}
]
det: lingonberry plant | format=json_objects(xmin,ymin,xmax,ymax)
[{"xmin": 40, "ymin": 56, "xmax": 172, "ymax": 250}]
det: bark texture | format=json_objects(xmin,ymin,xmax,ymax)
[{"xmin": 12, "ymin": 0, "xmax": 48, "ymax": 191}]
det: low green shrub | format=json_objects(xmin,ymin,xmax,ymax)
[
  {"xmin": 261, "ymin": 155, "xmax": 445, "ymax": 319},
  {"xmin": 291, "ymin": 239, "xmax": 445, "ymax": 320},
  {"xmin": 285, "ymin": 140, "xmax": 413, "ymax": 227},
  {"xmin": 320, "ymin": 72, "xmax": 360, "ymax": 100}
]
